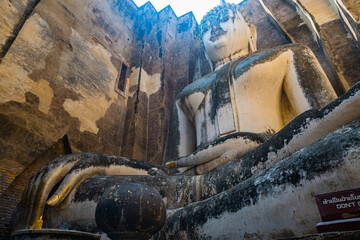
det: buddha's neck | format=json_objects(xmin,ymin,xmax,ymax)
[{"xmin": 214, "ymin": 49, "xmax": 249, "ymax": 71}]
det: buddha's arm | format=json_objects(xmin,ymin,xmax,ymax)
[
  {"xmin": 15, "ymin": 153, "xmax": 86, "ymax": 230},
  {"xmin": 284, "ymin": 44, "xmax": 337, "ymax": 112},
  {"xmin": 164, "ymin": 97, "xmax": 264, "ymax": 170},
  {"xmin": 168, "ymin": 133, "xmax": 264, "ymax": 170},
  {"xmin": 163, "ymin": 99, "xmax": 196, "ymax": 165}
]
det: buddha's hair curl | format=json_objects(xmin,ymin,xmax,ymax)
[
  {"xmin": 200, "ymin": 3, "xmax": 252, "ymax": 35},
  {"xmin": 200, "ymin": 3, "xmax": 242, "ymax": 26}
]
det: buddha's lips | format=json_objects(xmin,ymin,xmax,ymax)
[{"xmin": 210, "ymin": 29, "xmax": 227, "ymax": 42}]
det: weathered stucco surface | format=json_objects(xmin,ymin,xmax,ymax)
[
  {"xmin": 158, "ymin": 120, "xmax": 360, "ymax": 239},
  {"xmin": 120, "ymin": 4, "xmax": 204, "ymax": 163},
  {"xmin": 0, "ymin": 0, "xmax": 40, "ymax": 61},
  {"xmin": 0, "ymin": 0, "xmax": 136, "ymax": 179},
  {"xmin": 0, "ymin": 0, "xmax": 360, "ymax": 239},
  {"xmin": 342, "ymin": 0, "xmax": 360, "ymax": 24},
  {"xmin": 299, "ymin": 0, "xmax": 339, "ymax": 25},
  {"xmin": 61, "ymin": 29, "xmax": 118, "ymax": 134},
  {"xmin": 0, "ymin": 13, "xmax": 54, "ymax": 113},
  {"xmin": 0, "ymin": 0, "xmax": 138, "ymax": 238}
]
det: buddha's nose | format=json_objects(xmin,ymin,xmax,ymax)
[{"xmin": 211, "ymin": 22, "xmax": 221, "ymax": 33}]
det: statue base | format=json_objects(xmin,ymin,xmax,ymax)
[
  {"xmin": 11, "ymin": 229, "xmax": 100, "ymax": 240},
  {"xmin": 316, "ymin": 218, "xmax": 360, "ymax": 233},
  {"xmin": 107, "ymin": 232, "xmax": 152, "ymax": 240},
  {"xmin": 282, "ymin": 230, "xmax": 360, "ymax": 239}
]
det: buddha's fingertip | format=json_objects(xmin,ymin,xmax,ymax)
[
  {"xmin": 46, "ymin": 194, "xmax": 59, "ymax": 205},
  {"xmin": 165, "ymin": 161, "xmax": 176, "ymax": 168}
]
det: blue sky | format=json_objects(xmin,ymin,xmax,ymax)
[{"xmin": 132, "ymin": 0, "xmax": 243, "ymax": 22}]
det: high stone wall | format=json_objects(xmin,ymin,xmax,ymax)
[
  {"xmin": 0, "ymin": 0, "xmax": 208, "ymax": 238},
  {"xmin": 0, "ymin": 0, "xmax": 137, "ymax": 190},
  {"xmin": 0, "ymin": 0, "xmax": 138, "ymax": 238},
  {"xmin": 120, "ymin": 3, "xmax": 207, "ymax": 163},
  {"xmin": 0, "ymin": 0, "xmax": 41, "ymax": 63}
]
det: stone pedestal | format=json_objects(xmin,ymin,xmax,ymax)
[
  {"xmin": 11, "ymin": 229, "xmax": 100, "ymax": 240},
  {"xmin": 283, "ymin": 230, "xmax": 360, "ymax": 240}
]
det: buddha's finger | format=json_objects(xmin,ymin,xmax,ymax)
[
  {"xmin": 17, "ymin": 168, "xmax": 47, "ymax": 229},
  {"xmin": 26, "ymin": 153, "xmax": 88, "ymax": 229},
  {"xmin": 168, "ymin": 134, "xmax": 261, "ymax": 168},
  {"xmin": 20, "ymin": 156, "xmax": 65, "ymax": 229},
  {"xmin": 194, "ymin": 148, "xmax": 249, "ymax": 175},
  {"xmin": 47, "ymin": 155, "xmax": 158, "ymax": 206}
]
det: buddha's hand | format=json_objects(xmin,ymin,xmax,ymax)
[
  {"xmin": 14, "ymin": 152, "xmax": 167, "ymax": 230},
  {"xmin": 166, "ymin": 132, "xmax": 265, "ymax": 171}
]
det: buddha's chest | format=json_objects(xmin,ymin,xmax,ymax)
[{"xmin": 182, "ymin": 65, "xmax": 286, "ymax": 148}]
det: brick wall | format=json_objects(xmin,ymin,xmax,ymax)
[{"xmin": 0, "ymin": 137, "xmax": 69, "ymax": 240}]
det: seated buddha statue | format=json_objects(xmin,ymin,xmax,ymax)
[
  {"xmin": 162, "ymin": 2, "xmax": 337, "ymax": 174},
  {"xmin": 13, "ymin": 2, "xmax": 360, "ymax": 233}
]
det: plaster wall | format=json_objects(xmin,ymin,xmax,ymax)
[
  {"xmin": 0, "ymin": 0, "xmax": 40, "ymax": 62},
  {"xmin": 0, "ymin": 1, "xmax": 137, "ymax": 237},
  {"xmin": 120, "ymin": 4, "xmax": 206, "ymax": 163},
  {"xmin": 0, "ymin": 0, "xmax": 137, "ymax": 175},
  {"xmin": 342, "ymin": 0, "xmax": 360, "ymax": 24}
]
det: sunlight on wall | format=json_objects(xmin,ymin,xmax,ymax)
[{"xmin": 132, "ymin": 0, "xmax": 243, "ymax": 22}]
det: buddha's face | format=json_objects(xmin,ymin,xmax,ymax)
[{"xmin": 201, "ymin": 7, "xmax": 252, "ymax": 63}]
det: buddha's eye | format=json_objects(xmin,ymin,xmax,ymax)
[
  {"xmin": 201, "ymin": 20, "xmax": 210, "ymax": 34},
  {"xmin": 219, "ymin": 9, "xmax": 233, "ymax": 22}
]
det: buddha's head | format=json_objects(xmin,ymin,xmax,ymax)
[{"xmin": 200, "ymin": 2, "xmax": 257, "ymax": 70}]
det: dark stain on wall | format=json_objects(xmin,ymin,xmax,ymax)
[{"xmin": 0, "ymin": 0, "xmax": 41, "ymax": 64}]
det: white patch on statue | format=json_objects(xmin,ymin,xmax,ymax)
[
  {"xmin": 234, "ymin": 51, "xmax": 294, "ymax": 133},
  {"xmin": 299, "ymin": 0, "xmax": 339, "ymax": 25},
  {"xmin": 218, "ymin": 103, "xmax": 237, "ymax": 135}
]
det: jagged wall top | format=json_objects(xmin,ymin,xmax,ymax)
[{"xmin": 129, "ymin": 0, "xmax": 197, "ymax": 24}]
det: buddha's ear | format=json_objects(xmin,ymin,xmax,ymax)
[
  {"xmin": 205, "ymin": 51, "xmax": 215, "ymax": 72},
  {"xmin": 240, "ymin": 9, "xmax": 257, "ymax": 53},
  {"xmin": 249, "ymin": 23, "xmax": 257, "ymax": 53}
]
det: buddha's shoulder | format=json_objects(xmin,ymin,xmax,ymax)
[
  {"xmin": 247, "ymin": 44, "xmax": 310, "ymax": 63},
  {"xmin": 234, "ymin": 44, "xmax": 312, "ymax": 74},
  {"xmin": 176, "ymin": 71, "xmax": 217, "ymax": 100},
  {"xmin": 175, "ymin": 44, "xmax": 311, "ymax": 100}
]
